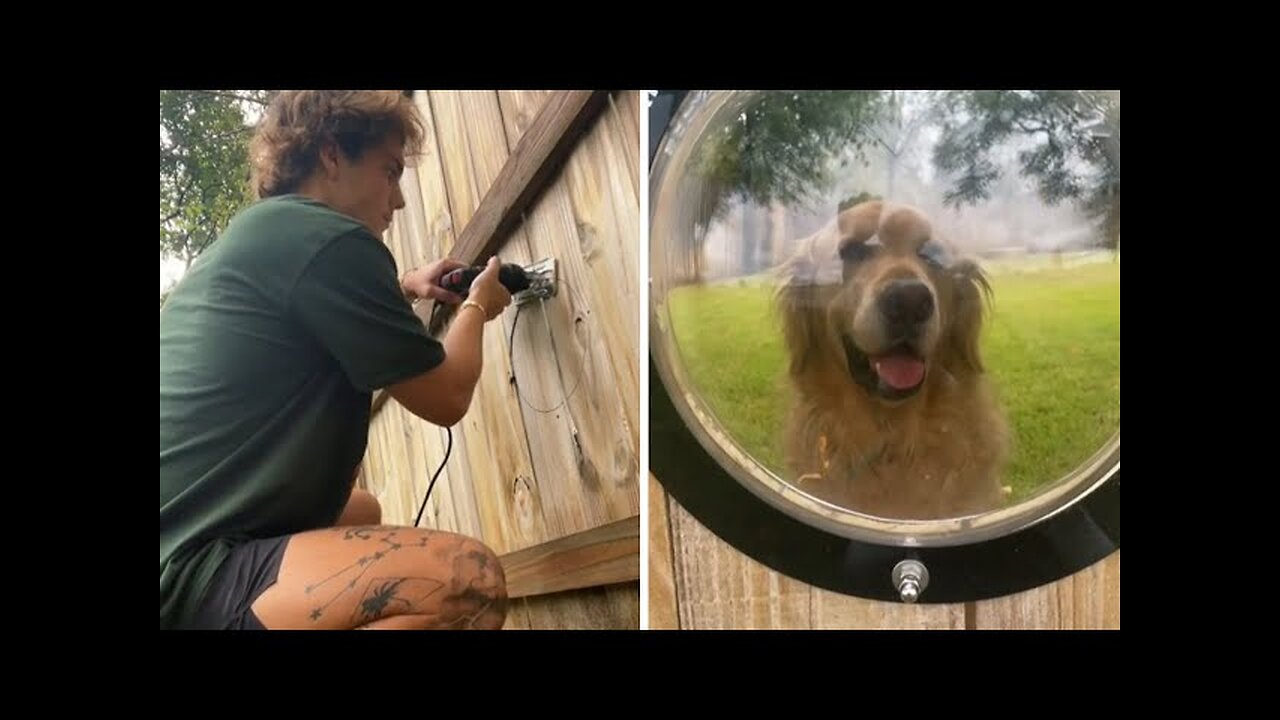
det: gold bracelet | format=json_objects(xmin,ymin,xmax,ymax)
[{"xmin": 460, "ymin": 299, "xmax": 488, "ymax": 319}]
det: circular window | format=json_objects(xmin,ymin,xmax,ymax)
[{"xmin": 649, "ymin": 90, "xmax": 1119, "ymax": 603}]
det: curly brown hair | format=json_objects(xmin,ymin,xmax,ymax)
[{"xmin": 248, "ymin": 91, "xmax": 425, "ymax": 199}]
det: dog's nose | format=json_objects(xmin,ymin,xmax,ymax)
[{"xmin": 879, "ymin": 279, "xmax": 934, "ymax": 326}]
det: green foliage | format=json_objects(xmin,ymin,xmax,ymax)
[
  {"xmin": 695, "ymin": 91, "xmax": 888, "ymax": 220},
  {"xmin": 160, "ymin": 90, "xmax": 271, "ymax": 272},
  {"xmin": 932, "ymin": 91, "xmax": 1120, "ymax": 248}
]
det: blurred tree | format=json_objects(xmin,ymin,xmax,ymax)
[
  {"xmin": 694, "ymin": 91, "xmax": 888, "ymax": 275},
  {"xmin": 697, "ymin": 91, "xmax": 887, "ymax": 218},
  {"xmin": 160, "ymin": 90, "xmax": 271, "ymax": 304},
  {"xmin": 932, "ymin": 90, "xmax": 1120, "ymax": 249}
]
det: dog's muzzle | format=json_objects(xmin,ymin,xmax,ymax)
[
  {"xmin": 877, "ymin": 279, "xmax": 934, "ymax": 336},
  {"xmin": 841, "ymin": 334, "xmax": 927, "ymax": 401},
  {"xmin": 835, "ymin": 279, "xmax": 934, "ymax": 401}
]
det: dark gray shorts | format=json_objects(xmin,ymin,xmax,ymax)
[{"xmin": 189, "ymin": 536, "xmax": 291, "ymax": 630}]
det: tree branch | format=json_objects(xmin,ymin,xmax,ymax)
[
  {"xmin": 161, "ymin": 173, "xmax": 197, "ymax": 226},
  {"xmin": 898, "ymin": 111, "xmax": 929, "ymax": 150},
  {"xmin": 201, "ymin": 125, "xmax": 256, "ymax": 144},
  {"xmin": 1013, "ymin": 119, "xmax": 1052, "ymax": 135},
  {"xmin": 195, "ymin": 90, "xmax": 269, "ymax": 107},
  {"xmin": 872, "ymin": 132, "xmax": 897, "ymax": 156},
  {"xmin": 168, "ymin": 230, "xmax": 193, "ymax": 260}
]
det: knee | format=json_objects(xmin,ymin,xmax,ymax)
[
  {"xmin": 337, "ymin": 488, "xmax": 382, "ymax": 527},
  {"xmin": 444, "ymin": 538, "xmax": 508, "ymax": 629}
]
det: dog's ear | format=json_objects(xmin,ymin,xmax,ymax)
[
  {"xmin": 943, "ymin": 259, "xmax": 993, "ymax": 375},
  {"xmin": 776, "ymin": 240, "xmax": 827, "ymax": 376}
]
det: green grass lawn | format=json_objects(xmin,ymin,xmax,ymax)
[{"xmin": 667, "ymin": 256, "xmax": 1120, "ymax": 501}]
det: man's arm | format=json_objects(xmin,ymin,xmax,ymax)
[
  {"xmin": 387, "ymin": 303, "xmax": 486, "ymax": 426},
  {"xmin": 388, "ymin": 257, "xmax": 512, "ymax": 426}
]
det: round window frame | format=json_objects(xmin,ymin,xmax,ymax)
[{"xmin": 648, "ymin": 90, "xmax": 1120, "ymax": 603}]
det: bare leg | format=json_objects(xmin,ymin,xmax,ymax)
[
  {"xmin": 335, "ymin": 488, "xmax": 382, "ymax": 527},
  {"xmin": 249, "ymin": 526, "xmax": 507, "ymax": 630}
]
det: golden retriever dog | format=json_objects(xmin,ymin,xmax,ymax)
[{"xmin": 777, "ymin": 200, "xmax": 1008, "ymax": 519}]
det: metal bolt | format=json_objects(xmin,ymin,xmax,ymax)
[
  {"xmin": 899, "ymin": 577, "xmax": 920, "ymax": 602},
  {"xmin": 892, "ymin": 559, "xmax": 929, "ymax": 603}
]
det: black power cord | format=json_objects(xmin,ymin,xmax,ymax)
[
  {"xmin": 413, "ymin": 297, "xmax": 522, "ymax": 528},
  {"xmin": 412, "ymin": 290, "xmax": 578, "ymax": 528},
  {"xmin": 415, "ymin": 301, "xmax": 453, "ymax": 528},
  {"xmin": 413, "ymin": 302, "xmax": 520, "ymax": 528},
  {"xmin": 415, "ymin": 424, "xmax": 452, "ymax": 528}
]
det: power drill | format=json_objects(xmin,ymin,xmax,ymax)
[{"xmin": 439, "ymin": 263, "xmax": 532, "ymax": 297}]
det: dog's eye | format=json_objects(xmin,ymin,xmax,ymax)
[
  {"xmin": 840, "ymin": 242, "xmax": 878, "ymax": 264},
  {"xmin": 918, "ymin": 241, "xmax": 950, "ymax": 268}
]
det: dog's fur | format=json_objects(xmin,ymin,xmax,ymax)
[{"xmin": 777, "ymin": 201, "xmax": 1008, "ymax": 519}]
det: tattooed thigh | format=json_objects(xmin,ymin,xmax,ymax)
[{"xmin": 249, "ymin": 526, "xmax": 507, "ymax": 630}]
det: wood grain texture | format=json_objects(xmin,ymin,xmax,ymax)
[
  {"xmin": 668, "ymin": 498, "xmax": 811, "ymax": 629},
  {"xmin": 362, "ymin": 91, "xmax": 640, "ymax": 628},
  {"xmin": 521, "ymin": 582, "xmax": 640, "ymax": 630},
  {"xmin": 422, "ymin": 91, "xmax": 541, "ymax": 554},
  {"xmin": 500, "ymin": 514, "xmax": 639, "ymax": 599},
  {"xmin": 660, "ymin": 487, "xmax": 1118, "ymax": 629},
  {"xmin": 494, "ymin": 90, "xmax": 641, "ymax": 541},
  {"xmin": 970, "ymin": 551, "xmax": 1120, "ymax": 629},
  {"xmin": 450, "ymin": 91, "xmax": 609, "ymax": 265},
  {"xmin": 647, "ymin": 474, "xmax": 680, "ymax": 629}
]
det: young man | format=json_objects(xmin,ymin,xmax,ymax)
[{"xmin": 161, "ymin": 91, "xmax": 511, "ymax": 630}]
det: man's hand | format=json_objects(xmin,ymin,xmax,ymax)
[
  {"xmin": 466, "ymin": 257, "xmax": 513, "ymax": 321},
  {"xmin": 401, "ymin": 259, "xmax": 468, "ymax": 304}
]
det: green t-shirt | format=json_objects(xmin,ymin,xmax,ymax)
[{"xmin": 159, "ymin": 194, "xmax": 444, "ymax": 629}]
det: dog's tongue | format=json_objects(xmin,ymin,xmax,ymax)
[{"xmin": 875, "ymin": 355, "xmax": 925, "ymax": 390}]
